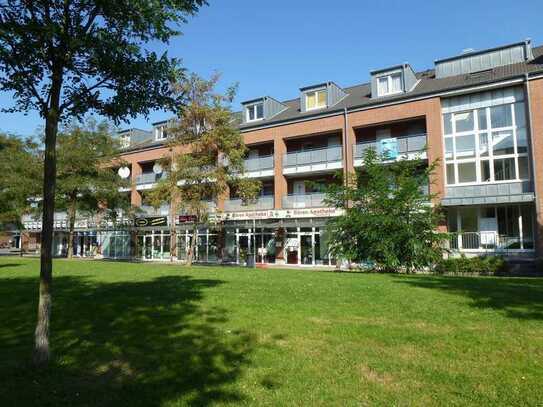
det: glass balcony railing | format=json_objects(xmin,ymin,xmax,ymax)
[
  {"xmin": 244, "ymin": 155, "xmax": 274, "ymax": 172},
  {"xmin": 135, "ymin": 172, "xmax": 167, "ymax": 185},
  {"xmin": 224, "ymin": 196, "xmax": 274, "ymax": 212},
  {"xmin": 282, "ymin": 193, "xmax": 326, "ymax": 209},
  {"xmin": 283, "ymin": 146, "xmax": 343, "ymax": 168},
  {"xmin": 354, "ymin": 133, "xmax": 427, "ymax": 160}
]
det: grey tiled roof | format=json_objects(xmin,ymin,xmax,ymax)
[{"xmin": 238, "ymin": 45, "xmax": 543, "ymax": 130}]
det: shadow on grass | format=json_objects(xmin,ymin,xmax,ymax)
[
  {"xmin": 0, "ymin": 273, "xmax": 254, "ymax": 407},
  {"xmin": 395, "ymin": 275, "xmax": 543, "ymax": 321},
  {"xmin": 0, "ymin": 262, "xmax": 22, "ymax": 268}
]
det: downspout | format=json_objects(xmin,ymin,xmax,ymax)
[
  {"xmin": 523, "ymin": 73, "xmax": 540, "ymax": 251},
  {"xmin": 343, "ymin": 107, "xmax": 349, "ymax": 189}
]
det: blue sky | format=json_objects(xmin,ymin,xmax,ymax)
[{"xmin": 1, "ymin": 0, "xmax": 542, "ymax": 136}]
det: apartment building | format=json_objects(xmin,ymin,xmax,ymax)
[{"xmin": 20, "ymin": 39, "xmax": 543, "ymax": 266}]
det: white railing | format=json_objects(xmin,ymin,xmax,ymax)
[
  {"xmin": 447, "ymin": 232, "xmax": 533, "ymax": 252},
  {"xmin": 283, "ymin": 146, "xmax": 342, "ymax": 168},
  {"xmin": 224, "ymin": 196, "xmax": 274, "ymax": 212},
  {"xmin": 282, "ymin": 193, "xmax": 326, "ymax": 208},
  {"xmin": 140, "ymin": 204, "xmax": 170, "ymax": 216},
  {"xmin": 244, "ymin": 155, "xmax": 274, "ymax": 172},
  {"xmin": 354, "ymin": 133, "xmax": 427, "ymax": 159}
]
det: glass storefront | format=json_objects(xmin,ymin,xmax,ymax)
[
  {"xmin": 72, "ymin": 231, "xmax": 98, "ymax": 257},
  {"xmin": 101, "ymin": 230, "xmax": 132, "ymax": 259},
  {"xmin": 176, "ymin": 229, "xmax": 218, "ymax": 263},
  {"xmin": 284, "ymin": 226, "xmax": 334, "ymax": 266},
  {"xmin": 137, "ymin": 230, "xmax": 171, "ymax": 261}
]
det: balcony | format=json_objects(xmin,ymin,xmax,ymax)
[
  {"xmin": 353, "ymin": 133, "xmax": 427, "ymax": 166},
  {"xmin": 243, "ymin": 155, "xmax": 274, "ymax": 178},
  {"xmin": 283, "ymin": 146, "xmax": 343, "ymax": 175},
  {"xmin": 135, "ymin": 172, "xmax": 167, "ymax": 190},
  {"xmin": 446, "ymin": 232, "xmax": 534, "ymax": 253},
  {"xmin": 140, "ymin": 204, "xmax": 169, "ymax": 216},
  {"xmin": 282, "ymin": 193, "xmax": 326, "ymax": 209},
  {"xmin": 443, "ymin": 181, "xmax": 534, "ymax": 206},
  {"xmin": 224, "ymin": 196, "xmax": 274, "ymax": 212}
]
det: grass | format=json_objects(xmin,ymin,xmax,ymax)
[{"xmin": 0, "ymin": 257, "xmax": 542, "ymax": 406}]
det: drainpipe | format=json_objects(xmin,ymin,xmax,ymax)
[
  {"xmin": 343, "ymin": 107, "xmax": 349, "ymax": 189},
  {"xmin": 524, "ymin": 73, "xmax": 540, "ymax": 254}
]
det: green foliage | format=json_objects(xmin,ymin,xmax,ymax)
[
  {"xmin": 55, "ymin": 119, "xmax": 130, "ymax": 222},
  {"xmin": 325, "ymin": 148, "xmax": 447, "ymax": 272},
  {"xmin": 0, "ymin": 0, "xmax": 207, "ymax": 121},
  {"xmin": 147, "ymin": 73, "xmax": 261, "ymax": 222},
  {"xmin": 0, "ymin": 133, "xmax": 42, "ymax": 226},
  {"xmin": 434, "ymin": 255, "xmax": 509, "ymax": 276}
]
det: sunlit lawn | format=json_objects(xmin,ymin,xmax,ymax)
[{"xmin": 0, "ymin": 256, "xmax": 542, "ymax": 406}]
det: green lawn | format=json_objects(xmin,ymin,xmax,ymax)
[{"xmin": 0, "ymin": 257, "xmax": 542, "ymax": 406}]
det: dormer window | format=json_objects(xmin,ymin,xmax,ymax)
[
  {"xmin": 246, "ymin": 102, "xmax": 264, "ymax": 122},
  {"xmin": 305, "ymin": 89, "xmax": 327, "ymax": 110},
  {"xmin": 377, "ymin": 72, "xmax": 402, "ymax": 96},
  {"xmin": 120, "ymin": 135, "xmax": 130, "ymax": 148},
  {"xmin": 155, "ymin": 126, "xmax": 167, "ymax": 141}
]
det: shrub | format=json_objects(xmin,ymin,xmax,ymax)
[{"xmin": 434, "ymin": 255, "xmax": 509, "ymax": 276}]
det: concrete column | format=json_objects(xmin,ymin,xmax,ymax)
[{"xmin": 274, "ymin": 137, "xmax": 287, "ymax": 209}]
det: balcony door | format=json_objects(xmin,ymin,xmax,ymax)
[{"xmin": 293, "ymin": 180, "xmax": 305, "ymax": 195}]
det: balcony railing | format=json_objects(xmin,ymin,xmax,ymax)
[
  {"xmin": 224, "ymin": 196, "xmax": 274, "ymax": 212},
  {"xmin": 282, "ymin": 193, "xmax": 326, "ymax": 209},
  {"xmin": 140, "ymin": 204, "xmax": 170, "ymax": 216},
  {"xmin": 354, "ymin": 133, "xmax": 427, "ymax": 160},
  {"xmin": 135, "ymin": 172, "xmax": 167, "ymax": 185},
  {"xmin": 283, "ymin": 146, "xmax": 343, "ymax": 168},
  {"xmin": 244, "ymin": 155, "xmax": 274, "ymax": 172},
  {"xmin": 446, "ymin": 232, "xmax": 534, "ymax": 252}
]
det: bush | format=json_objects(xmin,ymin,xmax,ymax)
[{"xmin": 434, "ymin": 255, "xmax": 509, "ymax": 276}]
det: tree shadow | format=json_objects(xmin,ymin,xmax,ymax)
[
  {"xmin": 0, "ymin": 273, "xmax": 255, "ymax": 406},
  {"xmin": 0, "ymin": 262, "xmax": 22, "ymax": 268},
  {"xmin": 395, "ymin": 275, "xmax": 543, "ymax": 321}
]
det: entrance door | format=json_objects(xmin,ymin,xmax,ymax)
[
  {"xmin": 238, "ymin": 235, "xmax": 249, "ymax": 264},
  {"xmin": 300, "ymin": 234, "xmax": 313, "ymax": 265},
  {"xmin": 143, "ymin": 235, "xmax": 153, "ymax": 260}
]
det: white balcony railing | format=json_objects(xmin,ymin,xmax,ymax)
[
  {"xmin": 282, "ymin": 193, "xmax": 326, "ymax": 209},
  {"xmin": 354, "ymin": 133, "xmax": 427, "ymax": 161},
  {"xmin": 224, "ymin": 196, "xmax": 274, "ymax": 212},
  {"xmin": 446, "ymin": 232, "xmax": 533, "ymax": 252},
  {"xmin": 140, "ymin": 204, "xmax": 170, "ymax": 216},
  {"xmin": 283, "ymin": 146, "xmax": 343, "ymax": 168}
]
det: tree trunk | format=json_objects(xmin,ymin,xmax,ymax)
[
  {"xmin": 66, "ymin": 196, "xmax": 76, "ymax": 259},
  {"xmin": 187, "ymin": 226, "xmax": 197, "ymax": 266},
  {"xmin": 34, "ymin": 67, "xmax": 62, "ymax": 367},
  {"xmin": 169, "ymin": 200, "xmax": 177, "ymax": 262}
]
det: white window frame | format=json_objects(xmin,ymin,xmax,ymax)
[
  {"xmin": 443, "ymin": 102, "xmax": 529, "ymax": 186},
  {"xmin": 305, "ymin": 89, "xmax": 327, "ymax": 111},
  {"xmin": 245, "ymin": 102, "xmax": 264, "ymax": 122},
  {"xmin": 377, "ymin": 72, "xmax": 403, "ymax": 97},
  {"xmin": 155, "ymin": 126, "xmax": 167, "ymax": 141}
]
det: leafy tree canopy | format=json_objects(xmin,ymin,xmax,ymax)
[{"xmin": 325, "ymin": 149, "xmax": 446, "ymax": 272}]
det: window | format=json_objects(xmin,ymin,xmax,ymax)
[
  {"xmin": 120, "ymin": 135, "xmax": 130, "ymax": 148},
  {"xmin": 443, "ymin": 101, "xmax": 529, "ymax": 185},
  {"xmin": 246, "ymin": 102, "xmax": 264, "ymax": 122},
  {"xmin": 305, "ymin": 89, "xmax": 327, "ymax": 110},
  {"xmin": 377, "ymin": 72, "xmax": 403, "ymax": 96},
  {"xmin": 155, "ymin": 127, "xmax": 167, "ymax": 140}
]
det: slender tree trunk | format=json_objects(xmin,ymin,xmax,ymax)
[
  {"xmin": 67, "ymin": 196, "xmax": 76, "ymax": 259},
  {"xmin": 187, "ymin": 226, "xmax": 197, "ymax": 266},
  {"xmin": 169, "ymin": 199, "xmax": 177, "ymax": 262},
  {"xmin": 34, "ymin": 67, "xmax": 62, "ymax": 367}
]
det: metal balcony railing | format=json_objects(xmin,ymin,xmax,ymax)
[
  {"xmin": 282, "ymin": 193, "xmax": 326, "ymax": 209},
  {"xmin": 224, "ymin": 196, "xmax": 274, "ymax": 212},
  {"xmin": 244, "ymin": 155, "xmax": 274, "ymax": 172},
  {"xmin": 140, "ymin": 204, "xmax": 170, "ymax": 216},
  {"xmin": 446, "ymin": 232, "xmax": 533, "ymax": 252},
  {"xmin": 354, "ymin": 133, "xmax": 427, "ymax": 159},
  {"xmin": 283, "ymin": 146, "xmax": 343, "ymax": 168}
]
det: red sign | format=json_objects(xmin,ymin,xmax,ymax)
[{"xmin": 178, "ymin": 215, "xmax": 197, "ymax": 223}]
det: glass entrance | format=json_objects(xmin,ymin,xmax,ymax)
[
  {"xmin": 300, "ymin": 234, "xmax": 313, "ymax": 265},
  {"xmin": 138, "ymin": 230, "xmax": 170, "ymax": 260}
]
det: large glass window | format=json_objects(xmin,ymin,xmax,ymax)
[
  {"xmin": 377, "ymin": 72, "xmax": 402, "ymax": 96},
  {"xmin": 443, "ymin": 101, "xmax": 529, "ymax": 185},
  {"xmin": 246, "ymin": 102, "xmax": 264, "ymax": 122}
]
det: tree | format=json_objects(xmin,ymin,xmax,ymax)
[
  {"xmin": 147, "ymin": 73, "xmax": 261, "ymax": 265},
  {"xmin": 0, "ymin": 0, "xmax": 206, "ymax": 366},
  {"xmin": 0, "ymin": 133, "xmax": 42, "ymax": 251},
  {"xmin": 56, "ymin": 119, "xmax": 129, "ymax": 259},
  {"xmin": 324, "ymin": 148, "xmax": 446, "ymax": 272}
]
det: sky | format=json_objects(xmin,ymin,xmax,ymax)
[{"xmin": 1, "ymin": 0, "xmax": 543, "ymax": 136}]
